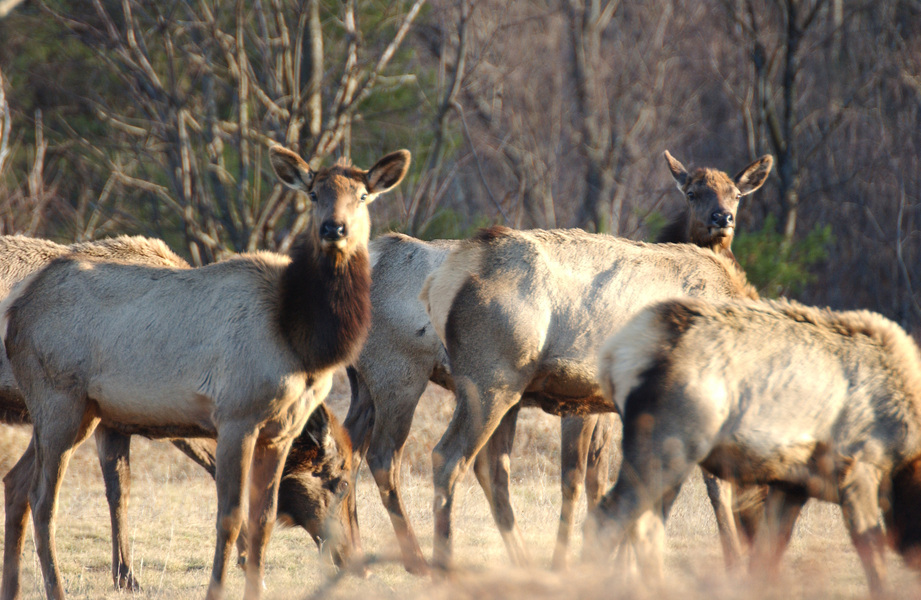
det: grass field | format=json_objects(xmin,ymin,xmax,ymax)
[{"xmin": 0, "ymin": 370, "xmax": 917, "ymax": 599}]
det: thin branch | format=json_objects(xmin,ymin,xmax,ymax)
[
  {"xmin": 897, "ymin": 180, "xmax": 921, "ymax": 322},
  {"xmin": 0, "ymin": 67, "xmax": 10, "ymax": 175},
  {"xmin": 455, "ymin": 101, "xmax": 509, "ymax": 223}
]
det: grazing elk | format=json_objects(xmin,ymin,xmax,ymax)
[
  {"xmin": 554, "ymin": 150, "xmax": 772, "ymax": 568},
  {"xmin": 0, "ymin": 145, "xmax": 409, "ymax": 600},
  {"xmin": 592, "ymin": 298, "xmax": 921, "ymax": 597},
  {"xmin": 420, "ymin": 227, "xmax": 759, "ymax": 569},
  {"xmin": 343, "ymin": 149, "xmax": 773, "ymax": 572},
  {"xmin": 0, "ymin": 235, "xmax": 357, "ymax": 597}
]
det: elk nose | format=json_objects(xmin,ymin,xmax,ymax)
[
  {"xmin": 320, "ymin": 221, "xmax": 347, "ymax": 241},
  {"xmin": 711, "ymin": 212, "xmax": 733, "ymax": 228}
]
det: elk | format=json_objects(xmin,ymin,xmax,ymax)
[
  {"xmin": 657, "ymin": 150, "xmax": 773, "ymax": 262},
  {"xmin": 343, "ymin": 150, "xmax": 773, "ymax": 572},
  {"xmin": 0, "ymin": 145, "xmax": 409, "ymax": 600},
  {"xmin": 343, "ymin": 233, "xmax": 455, "ymax": 574},
  {"xmin": 0, "ymin": 235, "xmax": 356, "ymax": 597},
  {"xmin": 554, "ymin": 150, "xmax": 772, "ymax": 568},
  {"xmin": 419, "ymin": 227, "xmax": 760, "ymax": 569},
  {"xmin": 592, "ymin": 297, "xmax": 921, "ymax": 597}
]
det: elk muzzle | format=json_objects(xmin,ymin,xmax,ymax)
[
  {"xmin": 320, "ymin": 221, "xmax": 347, "ymax": 242},
  {"xmin": 709, "ymin": 212, "xmax": 734, "ymax": 236},
  {"xmin": 319, "ymin": 221, "xmax": 350, "ymax": 254}
]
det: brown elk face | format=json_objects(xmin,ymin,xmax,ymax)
[
  {"xmin": 270, "ymin": 146, "xmax": 411, "ymax": 258},
  {"xmin": 276, "ymin": 404, "xmax": 358, "ymax": 570},
  {"xmin": 663, "ymin": 150, "xmax": 773, "ymax": 246}
]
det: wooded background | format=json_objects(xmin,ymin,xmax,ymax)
[{"xmin": 0, "ymin": 0, "xmax": 919, "ymax": 334}]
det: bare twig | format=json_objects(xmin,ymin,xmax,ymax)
[
  {"xmin": 0, "ymin": 67, "xmax": 10, "ymax": 176},
  {"xmin": 897, "ymin": 180, "xmax": 921, "ymax": 322}
]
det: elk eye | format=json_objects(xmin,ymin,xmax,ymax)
[
  {"xmin": 360, "ymin": 193, "xmax": 368, "ymax": 202},
  {"xmin": 686, "ymin": 191, "xmax": 695, "ymax": 200},
  {"xmin": 309, "ymin": 191, "xmax": 318, "ymax": 203}
]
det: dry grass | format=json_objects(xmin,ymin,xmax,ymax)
[{"xmin": 1, "ymin": 370, "xmax": 918, "ymax": 599}]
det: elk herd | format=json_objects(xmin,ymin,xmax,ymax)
[{"xmin": 0, "ymin": 142, "xmax": 916, "ymax": 600}]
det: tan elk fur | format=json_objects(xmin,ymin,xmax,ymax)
[
  {"xmin": 0, "ymin": 235, "xmax": 189, "ymax": 423},
  {"xmin": 0, "ymin": 145, "xmax": 408, "ymax": 600},
  {"xmin": 593, "ymin": 297, "xmax": 921, "ymax": 597},
  {"xmin": 0, "ymin": 240, "xmax": 356, "ymax": 596},
  {"xmin": 558, "ymin": 150, "xmax": 772, "ymax": 568},
  {"xmin": 419, "ymin": 226, "xmax": 757, "ymax": 568},
  {"xmin": 0, "ymin": 234, "xmax": 196, "ymax": 597},
  {"xmin": 0, "ymin": 246, "xmax": 357, "ymax": 598},
  {"xmin": 342, "ymin": 153, "xmax": 773, "ymax": 573}
]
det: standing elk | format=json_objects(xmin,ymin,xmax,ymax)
[
  {"xmin": 592, "ymin": 297, "xmax": 921, "ymax": 597},
  {"xmin": 343, "ymin": 151, "xmax": 772, "ymax": 572},
  {"xmin": 419, "ymin": 227, "xmax": 761, "ymax": 569},
  {"xmin": 554, "ymin": 150, "xmax": 772, "ymax": 568},
  {"xmin": 0, "ymin": 145, "xmax": 409, "ymax": 600},
  {"xmin": 656, "ymin": 150, "xmax": 771, "ymax": 263},
  {"xmin": 0, "ymin": 235, "xmax": 356, "ymax": 598},
  {"xmin": 343, "ymin": 233, "xmax": 455, "ymax": 574}
]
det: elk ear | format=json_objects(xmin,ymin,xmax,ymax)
[
  {"xmin": 663, "ymin": 150, "xmax": 689, "ymax": 188},
  {"xmin": 365, "ymin": 149, "xmax": 411, "ymax": 197},
  {"xmin": 304, "ymin": 404, "xmax": 332, "ymax": 450},
  {"xmin": 734, "ymin": 155, "xmax": 773, "ymax": 195},
  {"xmin": 270, "ymin": 145, "xmax": 315, "ymax": 192}
]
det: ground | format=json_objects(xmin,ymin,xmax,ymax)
[{"xmin": 0, "ymin": 370, "xmax": 917, "ymax": 599}]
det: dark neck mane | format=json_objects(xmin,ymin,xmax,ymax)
[
  {"xmin": 278, "ymin": 235, "xmax": 372, "ymax": 373},
  {"xmin": 656, "ymin": 208, "xmax": 738, "ymax": 265}
]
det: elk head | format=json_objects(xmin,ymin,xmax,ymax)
[
  {"xmin": 276, "ymin": 404, "xmax": 358, "ymax": 571},
  {"xmin": 270, "ymin": 146, "xmax": 411, "ymax": 260},
  {"xmin": 663, "ymin": 150, "xmax": 773, "ymax": 249}
]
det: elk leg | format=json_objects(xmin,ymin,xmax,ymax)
[
  {"xmin": 431, "ymin": 375, "xmax": 526, "ymax": 570},
  {"xmin": 2, "ymin": 438, "xmax": 35, "ymax": 600},
  {"xmin": 473, "ymin": 404, "xmax": 529, "ymax": 567},
  {"xmin": 627, "ymin": 509, "xmax": 667, "ymax": 581},
  {"xmin": 365, "ymin": 379, "xmax": 429, "ymax": 574},
  {"xmin": 586, "ymin": 414, "xmax": 620, "ymax": 508},
  {"xmin": 702, "ymin": 471, "xmax": 745, "ymax": 568},
  {"xmin": 206, "ymin": 427, "xmax": 257, "ymax": 600},
  {"xmin": 94, "ymin": 427, "xmax": 140, "ymax": 590},
  {"xmin": 749, "ymin": 486, "xmax": 807, "ymax": 576},
  {"xmin": 343, "ymin": 367, "xmax": 374, "ymax": 466},
  {"xmin": 171, "ymin": 437, "xmax": 218, "ymax": 476},
  {"xmin": 243, "ymin": 436, "xmax": 294, "ymax": 600},
  {"xmin": 733, "ymin": 483, "xmax": 769, "ymax": 549},
  {"xmin": 552, "ymin": 415, "xmax": 595, "ymax": 570},
  {"xmin": 171, "ymin": 437, "xmax": 252, "ymax": 568},
  {"xmin": 342, "ymin": 367, "xmax": 372, "ymax": 560},
  {"xmin": 587, "ymin": 395, "xmax": 715, "ymax": 570},
  {"xmin": 29, "ymin": 401, "xmax": 100, "ymax": 600},
  {"xmin": 839, "ymin": 464, "xmax": 888, "ymax": 598}
]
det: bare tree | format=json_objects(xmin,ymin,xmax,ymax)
[
  {"xmin": 564, "ymin": 0, "xmax": 673, "ymax": 233},
  {"xmin": 407, "ymin": 0, "xmax": 473, "ymax": 235},
  {"xmin": 49, "ymin": 0, "xmax": 425, "ymax": 264},
  {"xmin": 0, "ymin": 66, "xmax": 56, "ymax": 236},
  {"xmin": 717, "ymin": 0, "xmax": 877, "ymax": 242},
  {"xmin": 460, "ymin": 1, "xmax": 563, "ymax": 229}
]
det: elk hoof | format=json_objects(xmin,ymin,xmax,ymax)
[
  {"xmin": 115, "ymin": 571, "xmax": 140, "ymax": 592},
  {"xmin": 404, "ymin": 557, "xmax": 430, "ymax": 577}
]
